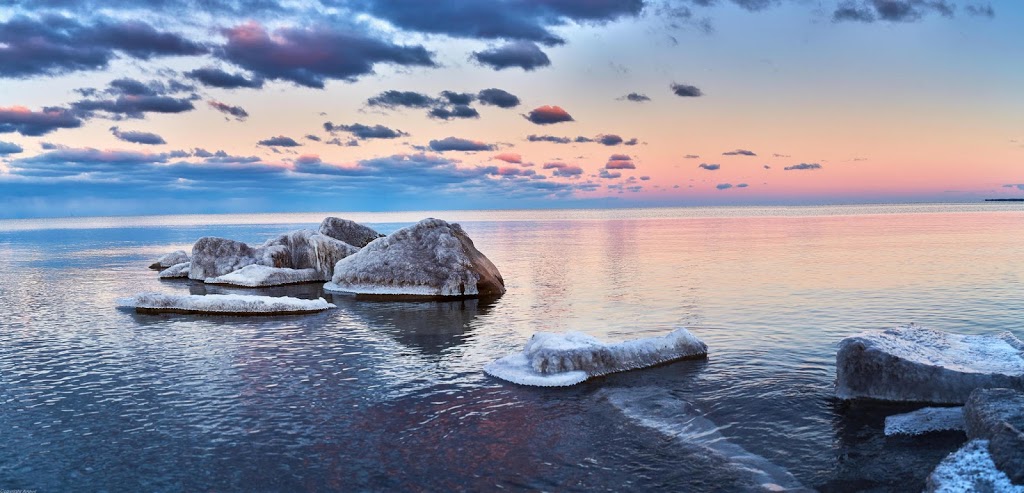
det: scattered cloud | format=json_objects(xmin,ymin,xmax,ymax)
[
  {"xmin": 527, "ymin": 134, "xmax": 571, "ymax": 144},
  {"xmin": 1002, "ymin": 184, "xmax": 1024, "ymax": 191},
  {"xmin": 367, "ymin": 90, "xmax": 437, "ymax": 109},
  {"xmin": 965, "ymin": 3, "xmax": 995, "ymax": 17},
  {"xmin": 543, "ymin": 162, "xmax": 584, "ymax": 177},
  {"xmin": 621, "ymin": 92, "xmax": 651, "ymax": 102},
  {"xmin": 716, "ymin": 183, "xmax": 733, "ymax": 190},
  {"xmin": 477, "ymin": 88, "xmax": 521, "ymax": 108},
  {"xmin": 440, "ymin": 91, "xmax": 475, "ymax": 105},
  {"xmin": 0, "ymin": 106, "xmax": 83, "ymax": 136},
  {"xmin": 110, "ymin": 126, "xmax": 166, "ymax": 145},
  {"xmin": 324, "ymin": 122, "xmax": 409, "ymax": 139},
  {"xmin": 832, "ymin": 0, "xmax": 962, "ymax": 23},
  {"xmin": 699, "ymin": 163, "xmax": 720, "ymax": 170},
  {"xmin": 524, "ymin": 105, "xmax": 574, "ymax": 125},
  {"xmin": 599, "ymin": 169, "xmax": 622, "ymax": 179},
  {"xmin": 207, "ymin": 100, "xmax": 249, "ymax": 120},
  {"xmin": 494, "ymin": 152, "xmax": 522, "ymax": 164},
  {"xmin": 784, "ymin": 162, "xmax": 822, "ymax": 170},
  {"xmin": 473, "ymin": 41, "xmax": 551, "ymax": 71},
  {"xmin": 671, "ymin": 82, "xmax": 703, "ymax": 97},
  {"xmin": 0, "ymin": 141, "xmax": 24, "ymax": 155},
  {"xmin": 428, "ymin": 137, "xmax": 494, "ymax": 152},
  {"xmin": 723, "ymin": 149, "xmax": 756, "ymax": 156},
  {"xmin": 684, "ymin": 154, "xmax": 700, "ymax": 159},
  {"xmin": 429, "ymin": 105, "xmax": 481, "ymax": 120},
  {"xmin": 258, "ymin": 135, "xmax": 301, "ymax": 147},
  {"xmin": 186, "ymin": 67, "xmax": 264, "ymax": 89},
  {"xmin": 606, "ymin": 154, "xmax": 636, "ymax": 169}
]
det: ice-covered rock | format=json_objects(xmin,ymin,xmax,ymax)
[
  {"xmin": 118, "ymin": 292, "xmax": 334, "ymax": 315},
  {"xmin": 325, "ymin": 218, "xmax": 504, "ymax": 298},
  {"xmin": 964, "ymin": 388, "xmax": 1024, "ymax": 484},
  {"xmin": 149, "ymin": 250, "xmax": 189, "ymax": 270},
  {"xmin": 603, "ymin": 387, "xmax": 808, "ymax": 492},
  {"xmin": 189, "ymin": 230, "xmax": 358, "ymax": 283},
  {"xmin": 158, "ymin": 262, "xmax": 190, "ymax": 279},
  {"xmin": 206, "ymin": 265, "xmax": 323, "ymax": 287},
  {"xmin": 319, "ymin": 217, "xmax": 383, "ymax": 247},
  {"xmin": 484, "ymin": 328, "xmax": 708, "ymax": 386},
  {"xmin": 884, "ymin": 407, "xmax": 965, "ymax": 436},
  {"xmin": 835, "ymin": 326, "xmax": 1024, "ymax": 403},
  {"xmin": 189, "ymin": 237, "xmax": 263, "ymax": 281},
  {"xmin": 926, "ymin": 440, "xmax": 1024, "ymax": 493}
]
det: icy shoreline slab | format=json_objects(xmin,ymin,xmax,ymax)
[
  {"xmin": 158, "ymin": 262, "xmax": 190, "ymax": 279},
  {"xmin": 206, "ymin": 265, "xmax": 323, "ymax": 287},
  {"xmin": 118, "ymin": 293, "xmax": 335, "ymax": 315},
  {"xmin": 836, "ymin": 326, "xmax": 1024, "ymax": 403},
  {"xmin": 884, "ymin": 407, "xmax": 965, "ymax": 436},
  {"xmin": 484, "ymin": 328, "xmax": 708, "ymax": 386},
  {"xmin": 926, "ymin": 440, "xmax": 1024, "ymax": 493}
]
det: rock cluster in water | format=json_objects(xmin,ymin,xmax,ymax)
[{"xmin": 149, "ymin": 217, "xmax": 504, "ymax": 299}]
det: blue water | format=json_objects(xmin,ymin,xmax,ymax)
[{"xmin": 0, "ymin": 205, "xmax": 1021, "ymax": 492}]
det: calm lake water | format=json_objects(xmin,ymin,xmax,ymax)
[{"xmin": 1, "ymin": 204, "xmax": 1022, "ymax": 492}]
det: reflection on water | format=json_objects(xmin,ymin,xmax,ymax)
[{"xmin": 0, "ymin": 204, "xmax": 1022, "ymax": 491}]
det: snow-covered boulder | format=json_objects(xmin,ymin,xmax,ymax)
[
  {"xmin": 261, "ymin": 229, "xmax": 358, "ymax": 277},
  {"xmin": 964, "ymin": 388, "xmax": 1024, "ymax": 484},
  {"xmin": 158, "ymin": 262, "xmax": 190, "ymax": 279},
  {"xmin": 325, "ymin": 218, "xmax": 505, "ymax": 298},
  {"xmin": 835, "ymin": 326, "xmax": 1024, "ymax": 404},
  {"xmin": 206, "ymin": 265, "xmax": 323, "ymax": 287},
  {"xmin": 149, "ymin": 250, "xmax": 189, "ymax": 270},
  {"xmin": 319, "ymin": 217, "xmax": 383, "ymax": 247},
  {"xmin": 484, "ymin": 328, "xmax": 708, "ymax": 386},
  {"xmin": 118, "ymin": 292, "xmax": 334, "ymax": 315},
  {"xmin": 926, "ymin": 440, "xmax": 1024, "ymax": 493},
  {"xmin": 884, "ymin": 407, "xmax": 965, "ymax": 436},
  {"xmin": 189, "ymin": 237, "xmax": 263, "ymax": 281}
]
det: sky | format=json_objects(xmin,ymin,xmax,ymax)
[{"xmin": 0, "ymin": 0, "xmax": 1021, "ymax": 218}]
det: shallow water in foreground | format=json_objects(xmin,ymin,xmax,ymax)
[{"xmin": 0, "ymin": 204, "xmax": 1022, "ymax": 491}]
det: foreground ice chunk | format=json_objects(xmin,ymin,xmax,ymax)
[
  {"xmin": 964, "ymin": 388, "xmax": 1024, "ymax": 484},
  {"xmin": 118, "ymin": 292, "xmax": 334, "ymax": 315},
  {"xmin": 484, "ymin": 328, "xmax": 708, "ymax": 386},
  {"xmin": 206, "ymin": 265, "xmax": 322, "ymax": 287},
  {"xmin": 926, "ymin": 440, "xmax": 1024, "ymax": 493},
  {"xmin": 158, "ymin": 262, "xmax": 190, "ymax": 279},
  {"xmin": 884, "ymin": 407, "xmax": 965, "ymax": 436},
  {"xmin": 149, "ymin": 250, "xmax": 189, "ymax": 270},
  {"xmin": 326, "ymin": 218, "xmax": 504, "ymax": 299},
  {"xmin": 603, "ymin": 387, "xmax": 808, "ymax": 492},
  {"xmin": 836, "ymin": 325, "xmax": 1024, "ymax": 403}
]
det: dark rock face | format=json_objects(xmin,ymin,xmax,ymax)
[
  {"xmin": 326, "ymin": 218, "xmax": 505, "ymax": 299},
  {"xmin": 189, "ymin": 237, "xmax": 262, "ymax": 281},
  {"xmin": 319, "ymin": 217, "xmax": 383, "ymax": 248},
  {"xmin": 835, "ymin": 326, "xmax": 1024, "ymax": 404},
  {"xmin": 964, "ymin": 388, "xmax": 1024, "ymax": 484}
]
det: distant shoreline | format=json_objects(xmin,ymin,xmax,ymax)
[{"xmin": 985, "ymin": 198, "xmax": 1024, "ymax": 202}]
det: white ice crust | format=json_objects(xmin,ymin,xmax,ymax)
[
  {"xmin": 884, "ymin": 407, "xmax": 965, "ymax": 436},
  {"xmin": 158, "ymin": 262, "xmax": 190, "ymax": 279},
  {"xmin": 152, "ymin": 250, "xmax": 189, "ymax": 269},
  {"xmin": 927, "ymin": 439, "xmax": 1024, "ymax": 493},
  {"xmin": 207, "ymin": 264, "xmax": 323, "ymax": 287},
  {"xmin": 603, "ymin": 387, "xmax": 807, "ymax": 492},
  {"xmin": 858, "ymin": 327, "xmax": 1024, "ymax": 375},
  {"xmin": 118, "ymin": 292, "xmax": 335, "ymax": 314},
  {"xmin": 484, "ymin": 328, "xmax": 708, "ymax": 387}
]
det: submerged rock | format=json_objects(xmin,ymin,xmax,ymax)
[
  {"xmin": 118, "ymin": 292, "xmax": 334, "ymax": 315},
  {"xmin": 319, "ymin": 217, "xmax": 383, "ymax": 248},
  {"xmin": 926, "ymin": 440, "xmax": 1024, "ymax": 493},
  {"xmin": 884, "ymin": 407, "xmax": 965, "ymax": 436},
  {"xmin": 964, "ymin": 388, "xmax": 1024, "ymax": 485},
  {"xmin": 158, "ymin": 262, "xmax": 190, "ymax": 279},
  {"xmin": 206, "ymin": 265, "xmax": 323, "ymax": 287},
  {"xmin": 484, "ymin": 328, "xmax": 708, "ymax": 386},
  {"xmin": 325, "ymin": 218, "xmax": 504, "ymax": 299},
  {"xmin": 149, "ymin": 250, "xmax": 189, "ymax": 270},
  {"xmin": 835, "ymin": 326, "xmax": 1024, "ymax": 404}
]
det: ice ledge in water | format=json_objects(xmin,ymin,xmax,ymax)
[
  {"xmin": 484, "ymin": 328, "xmax": 708, "ymax": 387},
  {"xmin": 323, "ymin": 281, "xmax": 440, "ymax": 296},
  {"xmin": 117, "ymin": 293, "xmax": 335, "ymax": 315},
  {"xmin": 884, "ymin": 407, "xmax": 965, "ymax": 436}
]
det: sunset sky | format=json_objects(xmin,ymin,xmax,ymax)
[{"xmin": 1, "ymin": 0, "xmax": 1021, "ymax": 218}]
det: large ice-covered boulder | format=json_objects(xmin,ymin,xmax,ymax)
[
  {"xmin": 484, "ymin": 328, "xmax": 708, "ymax": 386},
  {"xmin": 964, "ymin": 388, "xmax": 1024, "ymax": 484},
  {"xmin": 190, "ymin": 230, "xmax": 358, "ymax": 283},
  {"xmin": 319, "ymin": 217, "xmax": 383, "ymax": 248},
  {"xmin": 325, "ymin": 218, "xmax": 505, "ymax": 298},
  {"xmin": 158, "ymin": 262, "xmax": 190, "ymax": 279},
  {"xmin": 835, "ymin": 326, "xmax": 1024, "ymax": 404},
  {"xmin": 118, "ymin": 292, "xmax": 335, "ymax": 315},
  {"xmin": 149, "ymin": 250, "xmax": 189, "ymax": 270}
]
